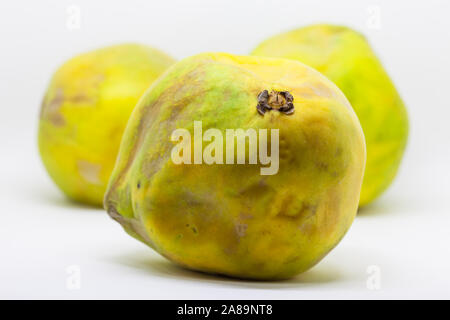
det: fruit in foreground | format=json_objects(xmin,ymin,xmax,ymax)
[
  {"xmin": 252, "ymin": 24, "xmax": 408, "ymax": 206},
  {"xmin": 105, "ymin": 52, "xmax": 366, "ymax": 280},
  {"xmin": 38, "ymin": 44, "xmax": 175, "ymax": 206}
]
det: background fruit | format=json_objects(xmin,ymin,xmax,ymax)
[
  {"xmin": 105, "ymin": 53, "xmax": 366, "ymax": 279},
  {"xmin": 38, "ymin": 44, "xmax": 175, "ymax": 206},
  {"xmin": 252, "ymin": 24, "xmax": 409, "ymax": 206}
]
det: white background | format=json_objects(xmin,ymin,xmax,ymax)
[{"xmin": 1, "ymin": 0, "xmax": 450, "ymax": 299}]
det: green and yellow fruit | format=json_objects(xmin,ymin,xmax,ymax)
[
  {"xmin": 105, "ymin": 53, "xmax": 366, "ymax": 279},
  {"xmin": 38, "ymin": 44, "xmax": 175, "ymax": 206},
  {"xmin": 252, "ymin": 24, "xmax": 408, "ymax": 206}
]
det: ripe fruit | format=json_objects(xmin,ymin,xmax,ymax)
[
  {"xmin": 105, "ymin": 53, "xmax": 366, "ymax": 279},
  {"xmin": 252, "ymin": 24, "xmax": 408, "ymax": 206},
  {"xmin": 38, "ymin": 44, "xmax": 174, "ymax": 206}
]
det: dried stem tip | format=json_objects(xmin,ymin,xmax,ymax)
[{"xmin": 257, "ymin": 90, "xmax": 294, "ymax": 115}]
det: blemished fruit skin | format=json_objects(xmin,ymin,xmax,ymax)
[
  {"xmin": 251, "ymin": 24, "xmax": 408, "ymax": 206},
  {"xmin": 38, "ymin": 44, "xmax": 175, "ymax": 206},
  {"xmin": 104, "ymin": 52, "xmax": 366, "ymax": 280}
]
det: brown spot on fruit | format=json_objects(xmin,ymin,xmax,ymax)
[
  {"xmin": 316, "ymin": 161, "xmax": 329, "ymax": 171},
  {"xmin": 70, "ymin": 93, "xmax": 96, "ymax": 104},
  {"xmin": 77, "ymin": 160, "xmax": 102, "ymax": 185},
  {"xmin": 40, "ymin": 88, "xmax": 65, "ymax": 126},
  {"xmin": 235, "ymin": 222, "xmax": 248, "ymax": 238}
]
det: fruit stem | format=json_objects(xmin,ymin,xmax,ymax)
[{"xmin": 257, "ymin": 90, "xmax": 294, "ymax": 115}]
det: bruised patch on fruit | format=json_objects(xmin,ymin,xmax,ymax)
[
  {"xmin": 238, "ymin": 179, "xmax": 272, "ymax": 200},
  {"xmin": 40, "ymin": 88, "xmax": 65, "ymax": 126},
  {"xmin": 77, "ymin": 160, "xmax": 102, "ymax": 185},
  {"xmin": 235, "ymin": 222, "xmax": 248, "ymax": 238},
  {"xmin": 40, "ymin": 89, "xmax": 98, "ymax": 127},
  {"xmin": 70, "ymin": 93, "xmax": 97, "ymax": 105}
]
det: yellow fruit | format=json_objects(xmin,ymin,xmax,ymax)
[
  {"xmin": 105, "ymin": 53, "xmax": 366, "ymax": 279},
  {"xmin": 38, "ymin": 44, "xmax": 175, "ymax": 206},
  {"xmin": 252, "ymin": 24, "xmax": 408, "ymax": 206}
]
